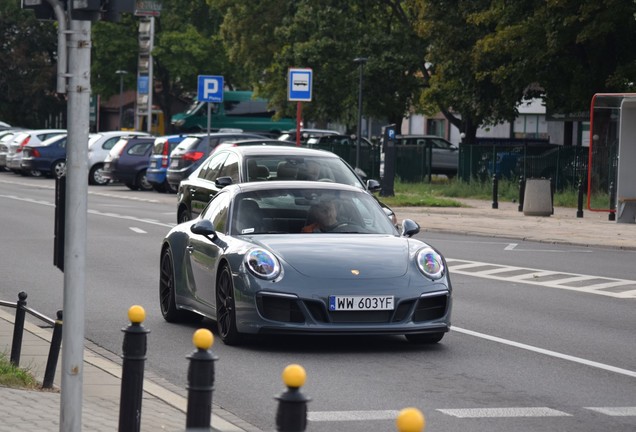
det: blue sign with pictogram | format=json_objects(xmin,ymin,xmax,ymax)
[
  {"xmin": 197, "ymin": 75, "xmax": 224, "ymax": 103},
  {"xmin": 288, "ymin": 68, "xmax": 313, "ymax": 102},
  {"xmin": 138, "ymin": 76, "xmax": 149, "ymax": 95}
]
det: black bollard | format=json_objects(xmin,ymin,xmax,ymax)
[
  {"xmin": 42, "ymin": 310, "xmax": 63, "ymax": 389},
  {"xmin": 118, "ymin": 306, "xmax": 150, "ymax": 432},
  {"xmin": 491, "ymin": 173, "xmax": 499, "ymax": 209},
  {"xmin": 608, "ymin": 181, "xmax": 616, "ymax": 221},
  {"xmin": 275, "ymin": 364, "xmax": 311, "ymax": 432},
  {"xmin": 518, "ymin": 176, "xmax": 525, "ymax": 212},
  {"xmin": 576, "ymin": 178, "xmax": 584, "ymax": 218},
  {"xmin": 186, "ymin": 329, "xmax": 218, "ymax": 431},
  {"xmin": 10, "ymin": 291, "xmax": 28, "ymax": 366}
]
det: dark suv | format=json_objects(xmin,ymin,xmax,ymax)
[
  {"xmin": 166, "ymin": 132, "xmax": 264, "ymax": 190},
  {"xmin": 102, "ymin": 136, "xmax": 156, "ymax": 191},
  {"xmin": 394, "ymin": 135, "xmax": 459, "ymax": 178}
]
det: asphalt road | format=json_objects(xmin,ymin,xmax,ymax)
[{"xmin": 1, "ymin": 173, "xmax": 634, "ymax": 432}]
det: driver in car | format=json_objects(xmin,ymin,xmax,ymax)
[{"xmin": 302, "ymin": 200, "xmax": 339, "ymax": 232}]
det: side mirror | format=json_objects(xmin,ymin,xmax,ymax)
[
  {"xmin": 215, "ymin": 176, "xmax": 233, "ymax": 188},
  {"xmin": 191, "ymin": 219, "xmax": 216, "ymax": 238},
  {"xmin": 450, "ymin": 144, "xmax": 458, "ymax": 151},
  {"xmin": 401, "ymin": 219, "xmax": 420, "ymax": 237},
  {"xmin": 366, "ymin": 179, "xmax": 381, "ymax": 192}
]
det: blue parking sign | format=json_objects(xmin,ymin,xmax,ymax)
[{"xmin": 198, "ymin": 75, "xmax": 224, "ymax": 103}]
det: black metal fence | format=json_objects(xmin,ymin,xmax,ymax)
[{"xmin": 311, "ymin": 140, "xmax": 616, "ymax": 195}]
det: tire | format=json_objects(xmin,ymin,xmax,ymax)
[
  {"xmin": 89, "ymin": 164, "xmax": 109, "ymax": 185},
  {"xmin": 164, "ymin": 180, "xmax": 176, "ymax": 194},
  {"xmin": 405, "ymin": 332, "xmax": 445, "ymax": 344},
  {"xmin": 51, "ymin": 160, "xmax": 66, "ymax": 179},
  {"xmin": 178, "ymin": 207, "xmax": 191, "ymax": 224},
  {"xmin": 125, "ymin": 182, "xmax": 139, "ymax": 191},
  {"xmin": 136, "ymin": 170, "xmax": 153, "ymax": 191},
  {"xmin": 215, "ymin": 264, "xmax": 242, "ymax": 345},
  {"xmin": 159, "ymin": 247, "xmax": 194, "ymax": 323}
]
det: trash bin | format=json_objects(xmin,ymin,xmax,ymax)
[{"xmin": 523, "ymin": 178, "xmax": 553, "ymax": 216}]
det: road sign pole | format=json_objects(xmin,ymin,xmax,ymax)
[{"xmin": 296, "ymin": 102, "xmax": 302, "ymax": 146}]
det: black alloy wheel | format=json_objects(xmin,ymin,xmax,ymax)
[
  {"xmin": 215, "ymin": 264, "xmax": 242, "ymax": 345},
  {"xmin": 159, "ymin": 247, "xmax": 187, "ymax": 322}
]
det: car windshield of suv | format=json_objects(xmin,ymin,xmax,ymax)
[{"xmin": 245, "ymin": 155, "xmax": 364, "ymax": 188}]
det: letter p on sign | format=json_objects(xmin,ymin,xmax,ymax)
[{"xmin": 197, "ymin": 75, "xmax": 224, "ymax": 103}]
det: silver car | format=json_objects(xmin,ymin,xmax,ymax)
[{"xmin": 6, "ymin": 129, "xmax": 66, "ymax": 176}]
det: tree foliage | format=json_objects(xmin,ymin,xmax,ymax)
[
  {"xmin": 4, "ymin": 0, "xmax": 636, "ymax": 139},
  {"xmin": 0, "ymin": 1, "xmax": 63, "ymax": 128}
]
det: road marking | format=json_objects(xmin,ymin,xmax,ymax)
[
  {"xmin": 452, "ymin": 326, "xmax": 636, "ymax": 378},
  {"xmin": 505, "ymin": 243, "xmax": 517, "ymax": 250},
  {"xmin": 437, "ymin": 407, "xmax": 571, "ymax": 418},
  {"xmin": 308, "ymin": 410, "xmax": 399, "ymax": 422},
  {"xmin": 129, "ymin": 227, "xmax": 147, "ymax": 234},
  {"xmin": 585, "ymin": 407, "xmax": 636, "ymax": 416},
  {"xmin": 447, "ymin": 258, "xmax": 636, "ymax": 298}
]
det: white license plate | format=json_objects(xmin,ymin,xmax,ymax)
[
  {"xmin": 328, "ymin": 295, "xmax": 394, "ymax": 311},
  {"xmin": 170, "ymin": 159, "xmax": 179, "ymax": 168}
]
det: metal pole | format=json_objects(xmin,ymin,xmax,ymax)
[
  {"xmin": 115, "ymin": 70, "xmax": 127, "ymax": 129},
  {"xmin": 353, "ymin": 57, "xmax": 367, "ymax": 169},
  {"xmin": 61, "ymin": 16, "xmax": 91, "ymax": 432},
  {"xmin": 146, "ymin": 17, "xmax": 155, "ymax": 134}
]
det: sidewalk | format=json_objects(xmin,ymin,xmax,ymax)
[{"xmin": 1, "ymin": 198, "xmax": 634, "ymax": 432}]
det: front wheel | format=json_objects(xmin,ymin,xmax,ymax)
[
  {"xmin": 51, "ymin": 160, "xmax": 66, "ymax": 178},
  {"xmin": 159, "ymin": 247, "xmax": 185, "ymax": 322},
  {"xmin": 216, "ymin": 264, "xmax": 242, "ymax": 345},
  {"xmin": 89, "ymin": 164, "xmax": 109, "ymax": 185},
  {"xmin": 405, "ymin": 332, "xmax": 445, "ymax": 344},
  {"xmin": 178, "ymin": 208, "xmax": 191, "ymax": 224},
  {"xmin": 136, "ymin": 169, "xmax": 153, "ymax": 191}
]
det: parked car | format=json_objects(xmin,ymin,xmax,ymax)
[
  {"xmin": 277, "ymin": 128, "xmax": 339, "ymax": 144},
  {"xmin": 102, "ymin": 136, "xmax": 156, "ymax": 191},
  {"xmin": 5, "ymin": 129, "xmax": 67, "ymax": 176},
  {"xmin": 160, "ymin": 181, "xmax": 451, "ymax": 345},
  {"xmin": 394, "ymin": 135, "xmax": 459, "ymax": 178},
  {"xmin": 0, "ymin": 131, "xmax": 20, "ymax": 171},
  {"xmin": 211, "ymin": 138, "xmax": 295, "ymax": 155},
  {"xmin": 21, "ymin": 134, "xmax": 68, "ymax": 178},
  {"xmin": 147, "ymin": 134, "xmax": 187, "ymax": 193},
  {"xmin": 175, "ymin": 145, "xmax": 394, "ymax": 224},
  {"xmin": 88, "ymin": 131, "xmax": 151, "ymax": 185},
  {"xmin": 165, "ymin": 132, "xmax": 265, "ymax": 190}
]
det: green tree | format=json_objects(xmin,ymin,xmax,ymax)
[
  {"xmin": 214, "ymin": 0, "xmax": 428, "ymax": 132},
  {"xmin": 0, "ymin": 1, "xmax": 63, "ymax": 128},
  {"xmin": 472, "ymin": 0, "xmax": 636, "ymax": 116}
]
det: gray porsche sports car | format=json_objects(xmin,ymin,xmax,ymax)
[{"xmin": 159, "ymin": 181, "xmax": 452, "ymax": 345}]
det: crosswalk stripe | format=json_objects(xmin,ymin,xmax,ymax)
[
  {"xmin": 436, "ymin": 407, "xmax": 571, "ymax": 418},
  {"xmin": 585, "ymin": 407, "xmax": 636, "ymax": 416},
  {"xmin": 446, "ymin": 258, "xmax": 636, "ymax": 298}
]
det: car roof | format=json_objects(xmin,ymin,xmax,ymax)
[
  {"xmin": 222, "ymin": 145, "xmax": 341, "ymax": 158},
  {"xmin": 232, "ymin": 180, "xmax": 363, "ymax": 194}
]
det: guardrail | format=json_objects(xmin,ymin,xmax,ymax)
[{"xmin": 0, "ymin": 291, "xmax": 63, "ymax": 389}]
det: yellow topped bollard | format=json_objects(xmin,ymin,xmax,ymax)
[
  {"xmin": 276, "ymin": 364, "xmax": 311, "ymax": 432},
  {"xmin": 186, "ymin": 328, "xmax": 218, "ymax": 429},
  {"xmin": 192, "ymin": 328, "xmax": 214, "ymax": 350},
  {"xmin": 128, "ymin": 305, "xmax": 145, "ymax": 324},
  {"xmin": 396, "ymin": 407, "xmax": 425, "ymax": 432},
  {"xmin": 282, "ymin": 363, "xmax": 306, "ymax": 388},
  {"xmin": 119, "ymin": 305, "xmax": 150, "ymax": 432}
]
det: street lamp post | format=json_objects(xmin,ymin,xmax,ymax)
[
  {"xmin": 115, "ymin": 70, "xmax": 128, "ymax": 129},
  {"xmin": 353, "ymin": 57, "xmax": 367, "ymax": 170}
]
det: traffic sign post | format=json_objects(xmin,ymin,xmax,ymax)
[
  {"xmin": 198, "ymin": 75, "xmax": 224, "ymax": 135},
  {"xmin": 288, "ymin": 68, "xmax": 313, "ymax": 146}
]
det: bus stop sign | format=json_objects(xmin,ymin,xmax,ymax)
[{"xmin": 288, "ymin": 68, "xmax": 312, "ymax": 102}]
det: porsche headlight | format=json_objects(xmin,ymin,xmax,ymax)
[
  {"xmin": 416, "ymin": 247, "xmax": 444, "ymax": 280},
  {"xmin": 245, "ymin": 248, "xmax": 280, "ymax": 280}
]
